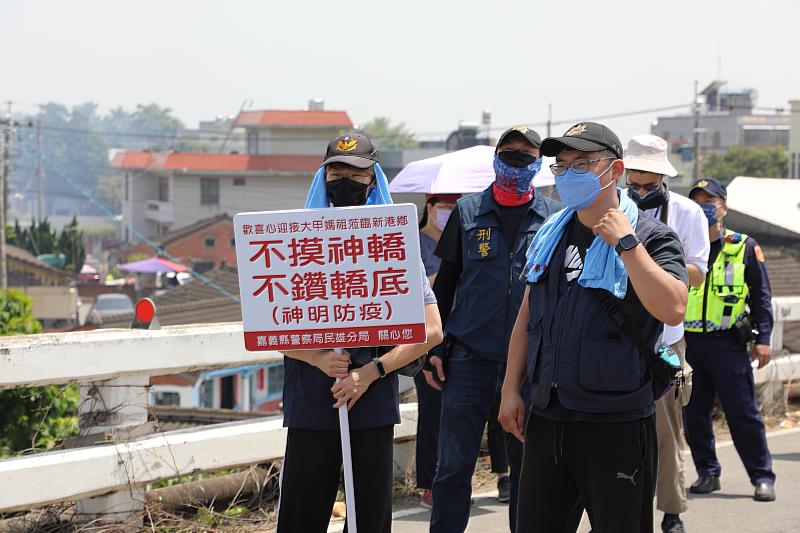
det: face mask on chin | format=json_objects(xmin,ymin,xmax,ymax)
[
  {"xmin": 326, "ymin": 178, "xmax": 372, "ymax": 207},
  {"xmin": 554, "ymin": 161, "xmax": 616, "ymax": 211}
]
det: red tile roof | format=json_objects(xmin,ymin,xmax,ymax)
[
  {"xmin": 234, "ymin": 109, "xmax": 352, "ymax": 127},
  {"xmin": 111, "ymin": 152, "xmax": 322, "ymax": 173}
]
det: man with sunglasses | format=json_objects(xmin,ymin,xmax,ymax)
[
  {"xmin": 623, "ymin": 134, "xmax": 709, "ymax": 533},
  {"xmin": 499, "ymin": 122, "xmax": 688, "ymax": 533}
]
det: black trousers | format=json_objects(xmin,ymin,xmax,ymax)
[
  {"xmin": 277, "ymin": 425, "xmax": 394, "ymax": 533},
  {"xmin": 516, "ymin": 414, "xmax": 657, "ymax": 533},
  {"xmin": 414, "ymin": 371, "xmax": 442, "ymax": 489}
]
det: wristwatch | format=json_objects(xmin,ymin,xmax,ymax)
[
  {"xmin": 373, "ymin": 357, "xmax": 387, "ymax": 378},
  {"xmin": 615, "ymin": 234, "xmax": 640, "ymax": 256}
]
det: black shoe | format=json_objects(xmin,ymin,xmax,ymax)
[
  {"xmin": 689, "ymin": 475, "xmax": 720, "ymax": 494},
  {"xmin": 497, "ymin": 475, "xmax": 511, "ymax": 503},
  {"xmin": 754, "ymin": 481, "xmax": 776, "ymax": 502},
  {"xmin": 662, "ymin": 513, "xmax": 686, "ymax": 533}
]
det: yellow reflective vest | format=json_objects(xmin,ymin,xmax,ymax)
[{"xmin": 685, "ymin": 229, "xmax": 749, "ymax": 333}]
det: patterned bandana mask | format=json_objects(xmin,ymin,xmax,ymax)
[{"xmin": 492, "ymin": 155, "xmax": 542, "ymax": 206}]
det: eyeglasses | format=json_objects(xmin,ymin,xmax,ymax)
[
  {"xmin": 626, "ymin": 180, "xmax": 662, "ymax": 194},
  {"xmin": 549, "ymin": 157, "xmax": 615, "ymax": 177}
]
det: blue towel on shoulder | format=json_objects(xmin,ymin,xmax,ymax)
[
  {"xmin": 304, "ymin": 163, "xmax": 393, "ymax": 208},
  {"xmin": 523, "ymin": 189, "xmax": 639, "ymax": 299}
]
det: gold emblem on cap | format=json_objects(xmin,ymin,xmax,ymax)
[
  {"xmin": 697, "ymin": 179, "xmax": 709, "ymax": 188},
  {"xmin": 565, "ymin": 124, "xmax": 587, "ymax": 136},
  {"xmin": 336, "ymin": 136, "xmax": 358, "ymax": 152},
  {"xmin": 512, "ymin": 125, "xmax": 529, "ymax": 134}
]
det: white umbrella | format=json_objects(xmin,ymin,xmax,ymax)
[{"xmin": 389, "ymin": 145, "xmax": 555, "ymax": 195}]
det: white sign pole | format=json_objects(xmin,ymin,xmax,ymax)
[{"xmin": 335, "ymin": 349, "xmax": 357, "ymax": 533}]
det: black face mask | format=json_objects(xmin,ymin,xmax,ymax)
[
  {"xmin": 628, "ymin": 183, "xmax": 668, "ymax": 210},
  {"xmin": 326, "ymin": 178, "xmax": 372, "ymax": 207},
  {"xmin": 497, "ymin": 150, "xmax": 537, "ymax": 168}
]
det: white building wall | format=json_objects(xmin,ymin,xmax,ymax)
[
  {"xmin": 169, "ymin": 173, "xmax": 315, "ymax": 230},
  {"xmin": 254, "ymin": 127, "xmax": 345, "ymax": 155},
  {"xmin": 123, "ymin": 172, "xmax": 160, "ymax": 242}
]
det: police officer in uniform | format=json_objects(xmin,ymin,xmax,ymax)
[
  {"xmin": 683, "ymin": 177, "xmax": 776, "ymax": 502},
  {"xmin": 424, "ymin": 125, "xmax": 562, "ymax": 532}
]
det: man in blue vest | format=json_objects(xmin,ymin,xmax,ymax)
[
  {"xmin": 499, "ymin": 122, "xmax": 688, "ymax": 533},
  {"xmin": 683, "ymin": 177, "xmax": 776, "ymax": 502},
  {"xmin": 424, "ymin": 125, "xmax": 562, "ymax": 533}
]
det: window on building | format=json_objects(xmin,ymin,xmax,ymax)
[
  {"xmin": 247, "ymin": 130, "xmax": 259, "ymax": 154},
  {"xmin": 193, "ymin": 260, "xmax": 214, "ymax": 273},
  {"xmin": 233, "ymin": 177, "xmax": 246, "ymax": 186},
  {"xmin": 199, "ymin": 379, "xmax": 214, "ymax": 408},
  {"xmin": 257, "ymin": 368, "xmax": 265, "ymax": 390},
  {"xmin": 200, "ymin": 177, "xmax": 219, "ymax": 205},
  {"xmin": 266, "ymin": 364, "xmax": 285, "ymax": 399},
  {"xmin": 230, "ymin": 237, "xmax": 236, "ymax": 247},
  {"xmin": 154, "ymin": 391, "xmax": 181, "ymax": 406},
  {"xmin": 204, "ymin": 236, "xmax": 216, "ymax": 248},
  {"xmin": 124, "ymin": 174, "xmax": 129, "ymax": 201},
  {"xmin": 158, "ymin": 177, "xmax": 169, "ymax": 202}
]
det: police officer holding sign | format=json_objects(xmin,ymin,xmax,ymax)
[
  {"xmin": 425, "ymin": 125, "xmax": 562, "ymax": 532},
  {"xmin": 499, "ymin": 122, "xmax": 688, "ymax": 533},
  {"xmin": 684, "ymin": 177, "xmax": 777, "ymax": 502},
  {"xmin": 276, "ymin": 133, "xmax": 443, "ymax": 532}
]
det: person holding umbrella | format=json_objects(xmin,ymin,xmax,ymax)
[
  {"xmin": 426, "ymin": 126, "xmax": 561, "ymax": 532},
  {"xmin": 276, "ymin": 132, "xmax": 443, "ymax": 533}
]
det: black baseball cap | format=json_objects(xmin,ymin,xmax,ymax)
[
  {"xmin": 322, "ymin": 132, "xmax": 380, "ymax": 169},
  {"xmin": 689, "ymin": 177, "xmax": 727, "ymax": 199},
  {"xmin": 496, "ymin": 125, "xmax": 542, "ymax": 152},
  {"xmin": 540, "ymin": 122, "xmax": 623, "ymax": 159}
]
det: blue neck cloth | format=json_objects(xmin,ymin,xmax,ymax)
[
  {"xmin": 304, "ymin": 163, "xmax": 394, "ymax": 208},
  {"xmin": 523, "ymin": 189, "xmax": 639, "ymax": 299}
]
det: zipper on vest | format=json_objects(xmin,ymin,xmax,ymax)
[
  {"xmin": 502, "ymin": 251, "xmax": 514, "ymax": 358},
  {"xmin": 552, "ymin": 283, "xmax": 573, "ymax": 389},
  {"xmin": 701, "ymin": 271, "xmax": 711, "ymax": 334}
]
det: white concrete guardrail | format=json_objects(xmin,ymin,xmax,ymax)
[{"xmin": 0, "ymin": 296, "xmax": 798, "ymax": 523}]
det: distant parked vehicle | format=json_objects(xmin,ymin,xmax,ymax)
[{"xmin": 86, "ymin": 293, "xmax": 135, "ymax": 325}]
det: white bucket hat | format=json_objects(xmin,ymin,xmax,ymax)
[{"xmin": 623, "ymin": 134, "xmax": 677, "ymax": 177}]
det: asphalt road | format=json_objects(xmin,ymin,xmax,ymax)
[{"xmin": 330, "ymin": 427, "xmax": 800, "ymax": 533}]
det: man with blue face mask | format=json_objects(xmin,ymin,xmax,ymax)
[
  {"xmin": 425, "ymin": 125, "xmax": 562, "ymax": 533},
  {"xmin": 499, "ymin": 122, "xmax": 689, "ymax": 533}
]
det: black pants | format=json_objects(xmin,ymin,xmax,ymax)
[
  {"xmin": 277, "ymin": 426, "xmax": 393, "ymax": 533},
  {"xmin": 414, "ymin": 371, "xmax": 442, "ymax": 489},
  {"xmin": 488, "ymin": 396, "xmax": 510, "ymax": 474},
  {"xmin": 516, "ymin": 414, "xmax": 657, "ymax": 533}
]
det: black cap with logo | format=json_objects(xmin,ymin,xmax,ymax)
[
  {"xmin": 322, "ymin": 132, "xmax": 380, "ymax": 169},
  {"xmin": 496, "ymin": 125, "xmax": 542, "ymax": 152},
  {"xmin": 689, "ymin": 177, "xmax": 727, "ymax": 199},
  {"xmin": 540, "ymin": 122, "xmax": 623, "ymax": 159}
]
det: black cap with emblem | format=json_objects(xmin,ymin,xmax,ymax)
[
  {"xmin": 540, "ymin": 122, "xmax": 623, "ymax": 159},
  {"xmin": 496, "ymin": 125, "xmax": 542, "ymax": 152},
  {"xmin": 322, "ymin": 132, "xmax": 380, "ymax": 169}
]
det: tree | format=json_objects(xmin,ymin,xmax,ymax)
[
  {"xmin": 702, "ymin": 146, "xmax": 788, "ymax": 185},
  {"xmin": 56, "ymin": 216, "xmax": 86, "ymax": 273},
  {"xmin": 0, "ymin": 290, "xmax": 77, "ymax": 457},
  {"xmin": 361, "ymin": 117, "xmax": 418, "ymax": 150}
]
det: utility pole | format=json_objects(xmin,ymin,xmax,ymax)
[
  {"xmin": 547, "ymin": 103, "xmax": 552, "ymax": 137},
  {"xmin": 692, "ymin": 81, "xmax": 702, "ymax": 182},
  {"xmin": 36, "ymin": 118, "xmax": 43, "ymax": 221},
  {"xmin": 0, "ymin": 101, "xmax": 11, "ymax": 288}
]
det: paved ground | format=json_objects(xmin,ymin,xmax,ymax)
[{"xmin": 330, "ymin": 427, "xmax": 800, "ymax": 532}]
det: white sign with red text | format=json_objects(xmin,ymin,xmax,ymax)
[{"xmin": 234, "ymin": 204, "xmax": 426, "ymax": 351}]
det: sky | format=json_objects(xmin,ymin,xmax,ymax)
[{"xmin": 2, "ymin": 0, "xmax": 798, "ymax": 145}]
